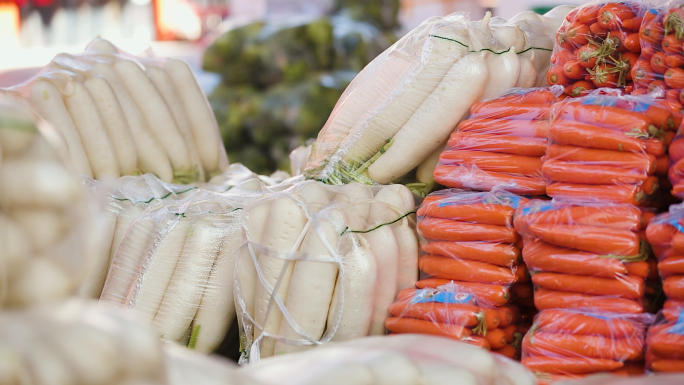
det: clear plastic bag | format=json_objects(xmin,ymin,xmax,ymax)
[
  {"xmin": 522, "ymin": 308, "xmax": 653, "ymax": 383},
  {"xmin": 4, "ymin": 37, "xmax": 228, "ymax": 183},
  {"xmin": 236, "ymin": 181, "xmax": 419, "ymax": 362},
  {"xmin": 240, "ymin": 334, "xmax": 536, "ymax": 385},
  {"xmin": 304, "ymin": 12, "xmax": 551, "ymax": 189},
  {"xmin": 434, "ymin": 87, "xmax": 562, "ymax": 196},
  {"xmin": 99, "ymin": 186, "xmax": 253, "ymax": 354},
  {"xmin": 546, "ymin": 1, "xmax": 647, "ymax": 93},
  {"xmin": 0, "ymin": 95, "xmax": 94, "ymax": 308},
  {"xmin": 544, "ymin": 91, "xmax": 675, "ymax": 206},
  {"xmin": 515, "ymin": 199, "xmax": 652, "ymax": 315}
]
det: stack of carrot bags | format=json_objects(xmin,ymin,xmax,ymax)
[
  {"xmin": 669, "ymin": 132, "xmax": 684, "ymax": 199},
  {"xmin": 646, "ymin": 205, "xmax": 684, "ymax": 372},
  {"xmin": 433, "ymin": 88, "xmax": 559, "ymax": 196},
  {"xmin": 543, "ymin": 93, "xmax": 675, "ymax": 206},
  {"xmin": 387, "ymin": 189, "xmax": 534, "ymax": 358},
  {"xmin": 515, "ymin": 199, "xmax": 655, "ymax": 380}
]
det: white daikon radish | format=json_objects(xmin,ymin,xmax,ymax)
[
  {"xmin": 0, "ymin": 214, "xmax": 31, "ymax": 272},
  {"xmin": 238, "ymin": 200, "xmax": 272, "ymax": 327},
  {"xmin": 63, "ymin": 79, "xmax": 120, "ymax": 179},
  {"xmin": 497, "ymin": 357, "xmax": 536, "ymax": 385},
  {"xmin": 114, "ymin": 59, "xmax": 192, "ymax": 180},
  {"xmin": 134, "ymin": 217, "xmax": 191, "ymax": 324},
  {"xmin": 100, "ymin": 212, "xmax": 156, "ymax": 305},
  {"xmin": 509, "ymin": 13, "xmax": 553, "ymax": 87},
  {"xmin": 415, "ymin": 144, "xmax": 443, "ymax": 196},
  {"xmin": 16, "ymin": 334, "xmax": 75, "ymax": 385},
  {"xmin": 366, "ymin": 351, "xmax": 420, "ymax": 385},
  {"xmin": 154, "ymin": 217, "xmax": 225, "ymax": 343},
  {"xmin": 368, "ymin": 51, "xmax": 489, "ymax": 184},
  {"xmin": 253, "ymin": 196, "xmax": 308, "ymax": 357},
  {"xmin": 420, "ymin": 364, "xmax": 478, "ymax": 385},
  {"xmin": 84, "ymin": 76, "xmax": 138, "ymax": 176},
  {"xmin": 107, "ymin": 201, "xmax": 142, "ymax": 269},
  {"xmin": 342, "ymin": 24, "xmax": 470, "ymax": 163},
  {"xmin": 0, "ymin": 158, "xmax": 79, "ymax": 209},
  {"xmin": 481, "ymin": 49, "xmax": 521, "ymax": 100},
  {"xmin": 302, "ymin": 363, "xmax": 375, "ymax": 385},
  {"xmin": 0, "ymin": 343, "xmax": 26, "ymax": 384},
  {"xmin": 490, "ymin": 19, "xmax": 526, "ymax": 53},
  {"xmin": 29, "ymin": 80, "xmax": 93, "ymax": 177},
  {"xmin": 327, "ymin": 232, "xmax": 377, "ymax": 341},
  {"xmin": 164, "ymin": 59, "xmax": 222, "ymax": 175},
  {"xmin": 7, "ymin": 258, "xmax": 72, "ymax": 307},
  {"xmin": 332, "ymin": 183, "xmax": 372, "ymax": 229},
  {"xmin": 193, "ymin": 219, "xmax": 243, "ymax": 353},
  {"xmin": 76, "ymin": 205, "xmax": 117, "ymax": 298},
  {"xmin": 85, "ymin": 37, "xmax": 118, "ymax": 53},
  {"xmin": 9, "ymin": 209, "xmax": 69, "ymax": 253},
  {"xmin": 0, "ymin": 105, "xmax": 35, "ymax": 158},
  {"xmin": 274, "ymin": 213, "xmax": 340, "ymax": 354},
  {"xmin": 45, "ymin": 324, "xmax": 118, "ymax": 385},
  {"xmin": 516, "ymin": 51, "xmax": 538, "ymax": 88},
  {"xmin": 89, "ymin": 62, "xmax": 173, "ymax": 182},
  {"xmin": 118, "ymin": 320, "xmax": 164, "ymax": 379},
  {"xmin": 374, "ymin": 185, "xmax": 418, "ymax": 293},
  {"xmin": 146, "ymin": 64, "xmax": 205, "ymax": 182}
]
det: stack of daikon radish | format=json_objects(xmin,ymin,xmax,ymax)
[
  {"xmin": 236, "ymin": 181, "xmax": 419, "ymax": 362},
  {"xmin": 304, "ymin": 7, "xmax": 572, "ymax": 195},
  {"xmin": 7, "ymin": 37, "xmax": 228, "ymax": 184},
  {"xmin": 0, "ymin": 95, "xmax": 93, "ymax": 308}
]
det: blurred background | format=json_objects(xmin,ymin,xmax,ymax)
[{"xmin": 0, "ymin": 0, "xmax": 587, "ymax": 174}]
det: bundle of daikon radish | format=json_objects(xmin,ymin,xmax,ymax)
[
  {"xmin": 237, "ymin": 181, "xmax": 419, "ymax": 362},
  {"xmin": 240, "ymin": 334, "xmax": 535, "ymax": 385},
  {"xmin": 0, "ymin": 95, "xmax": 94, "ymax": 308},
  {"xmin": 4, "ymin": 37, "xmax": 229, "ymax": 184},
  {"xmin": 0, "ymin": 299, "xmax": 260, "ymax": 385},
  {"xmin": 304, "ymin": 8, "xmax": 572, "ymax": 195}
]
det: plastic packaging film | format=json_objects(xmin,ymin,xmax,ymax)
[
  {"xmin": 544, "ymin": 91, "xmax": 676, "ymax": 206},
  {"xmin": 0, "ymin": 95, "xmax": 94, "ymax": 308},
  {"xmin": 435, "ymin": 87, "xmax": 563, "ymax": 196},
  {"xmin": 235, "ymin": 181, "xmax": 419, "ymax": 362},
  {"xmin": 0, "ymin": 299, "xmax": 255, "ymax": 385},
  {"xmin": 304, "ymin": 10, "xmax": 569, "ymax": 192},
  {"xmin": 546, "ymin": 1, "xmax": 647, "ymax": 94},
  {"xmin": 522, "ymin": 308, "xmax": 654, "ymax": 383},
  {"xmin": 2, "ymin": 37, "xmax": 228, "ymax": 184},
  {"xmin": 515, "ymin": 199, "xmax": 655, "ymax": 315},
  {"xmin": 240, "ymin": 334, "xmax": 536, "ymax": 385}
]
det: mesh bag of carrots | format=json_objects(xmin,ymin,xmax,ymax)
[
  {"xmin": 548, "ymin": 1, "xmax": 647, "ymax": 94},
  {"xmin": 241, "ymin": 334, "xmax": 536, "ymax": 385},
  {"xmin": 0, "ymin": 95, "xmax": 97, "ymax": 309},
  {"xmin": 515, "ymin": 199, "xmax": 654, "ymax": 314},
  {"xmin": 544, "ymin": 92, "xmax": 676, "ymax": 206},
  {"xmin": 522, "ymin": 308, "xmax": 654, "ymax": 383},
  {"xmin": 646, "ymin": 301, "xmax": 684, "ymax": 373},
  {"xmin": 235, "ymin": 182, "xmax": 419, "ymax": 362},
  {"xmin": 385, "ymin": 283, "xmax": 526, "ymax": 360},
  {"xmin": 416, "ymin": 189, "xmax": 532, "ymax": 308},
  {"xmin": 434, "ymin": 87, "xmax": 562, "ymax": 195}
]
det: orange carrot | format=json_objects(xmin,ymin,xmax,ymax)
[
  {"xmin": 643, "ymin": 138, "xmax": 667, "ymax": 157},
  {"xmin": 548, "ymin": 66, "xmax": 572, "ymax": 86},
  {"xmin": 480, "ymin": 89, "xmax": 556, "ymax": 105},
  {"xmin": 418, "ymin": 217, "xmax": 518, "ymax": 243},
  {"xmin": 556, "ymin": 103, "xmax": 658, "ymax": 134},
  {"xmin": 549, "ymin": 120, "xmax": 649, "ymax": 154},
  {"xmin": 656, "ymin": 155, "xmax": 670, "ymax": 175},
  {"xmin": 388, "ymin": 298, "xmax": 499, "ymax": 329},
  {"xmin": 497, "ymin": 307, "xmax": 514, "ymax": 328},
  {"xmin": 457, "ymin": 118, "xmax": 549, "ymax": 138},
  {"xmin": 502, "ymin": 324, "xmax": 518, "ymax": 343},
  {"xmin": 646, "ymin": 222, "xmax": 677, "ymax": 245},
  {"xmin": 671, "ymin": 138, "xmax": 684, "ymax": 162},
  {"xmin": 493, "ymin": 344, "xmax": 518, "ymax": 359},
  {"xmin": 624, "ymin": 261, "xmax": 650, "ymax": 279},
  {"xmin": 652, "ymin": 52, "xmax": 669, "ymax": 74},
  {"xmin": 564, "ymin": 60, "xmax": 587, "ymax": 79},
  {"xmin": 532, "ymin": 272, "xmax": 645, "ymax": 299},
  {"xmin": 515, "ymin": 264, "xmax": 529, "ymax": 283},
  {"xmin": 433, "ymin": 165, "xmax": 547, "ymax": 196},
  {"xmin": 542, "ymin": 160, "xmax": 651, "ymax": 185},
  {"xmin": 624, "ymin": 32, "xmax": 641, "ymax": 52},
  {"xmin": 528, "ymin": 223, "xmax": 640, "ymax": 256},
  {"xmin": 651, "ymin": 360, "xmax": 684, "ymax": 372},
  {"xmin": 622, "ymin": 16, "xmax": 642, "ymax": 31},
  {"xmin": 664, "ymin": 275, "xmax": 684, "ymax": 300},
  {"xmin": 421, "ymin": 241, "xmax": 520, "ymax": 267},
  {"xmin": 447, "ymin": 132, "xmax": 548, "ymax": 157},
  {"xmin": 515, "ymin": 202, "xmax": 642, "ymax": 231},
  {"xmin": 484, "ymin": 328, "xmax": 507, "ymax": 349},
  {"xmin": 664, "ymin": 299, "xmax": 684, "ymax": 309},
  {"xmin": 666, "ymin": 67, "xmax": 684, "ymax": 89},
  {"xmin": 546, "ymin": 180, "xmax": 655, "ymax": 206},
  {"xmin": 462, "ymin": 335, "xmax": 490, "ymax": 350},
  {"xmin": 663, "ymin": 34, "xmax": 683, "ymax": 54},
  {"xmin": 524, "ymin": 331, "xmax": 643, "ymax": 361},
  {"xmin": 511, "ymin": 282, "xmax": 533, "ymax": 299},
  {"xmin": 469, "ymin": 103, "xmax": 551, "ymax": 120},
  {"xmin": 385, "ymin": 317, "xmax": 471, "ymax": 339},
  {"xmin": 522, "ymin": 356, "xmax": 623, "ymax": 375},
  {"xmin": 545, "ymin": 144, "xmax": 657, "ymax": 175},
  {"xmin": 419, "ymin": 254, "xmax": 517, "ymax": 285},
  {"xmin": 417, "ymin": 202, "xmax": 514, "ymax": 226},
  {"xmin": 439, "ymin": 150, "xmax": 543, "ymax": 175},
  {"xmin": 666, "ymin": 54, "xmax": 684, "ymax": 68},
  {"xmin": 520, "ymin": 238, "xmax": 629, "ymax": 278},
  {"xmin": 659, "ymin": 257, "xmax": 684, "ymax": 277},
  {"xmin": 534, "ymin": 288, "xmax": 644, "ymax": 313},
  {"xmin": 416, "ymin": 278, "xmax": 511, "ymax": 307},
  {"xmin": 649, "ymin": 330, "xmax": 684, "ymax": 359},
  {"xmin": 534, "ymin": 309, "xmax": 639, "ymax": 338}
]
